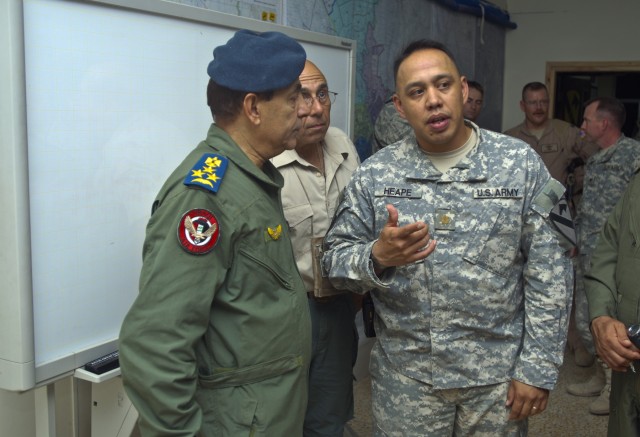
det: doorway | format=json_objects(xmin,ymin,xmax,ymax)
[{"xmin": 546, "ymin": 61, "xmax": 640, "ymax": 138}]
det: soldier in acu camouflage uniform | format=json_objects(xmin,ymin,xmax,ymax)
[
  {"xmin": 372, "ymin": 98, "xmax": 413, "ymax": 153},
  {"xmin": 568, "ymin": 96, "xmax": 640, "ymax": 415},
  {"xmin": 323, "ymin": 39, "xmax": 573, "ymax": 436}
]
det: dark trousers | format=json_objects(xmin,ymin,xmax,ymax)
[
  {"xmin": 304, "ymin": 293, "xmax": 358, "ymax": 437},
  {"xmin": 609, "ymin": 368, "xmax": 640, "ymax": 437}
]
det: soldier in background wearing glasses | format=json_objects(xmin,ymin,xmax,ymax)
[{"xmin": 273, "ymin": 60, "xmax": 360, "ymax": 437}]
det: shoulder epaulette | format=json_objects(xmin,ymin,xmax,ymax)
[{"xmin": 183, "ymin": 153, "xmax": 228, "ymax": 193}]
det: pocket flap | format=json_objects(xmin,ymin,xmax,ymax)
[
  {"xmin": 284, "ymin": 203, "xmax": 313, "ymax": 228},
  {"xmin": 199, "ymin": 354, "xmax": 304, "ymax": 389}
]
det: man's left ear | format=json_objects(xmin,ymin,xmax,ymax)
[
  {"xmin": 243, "ymin": 93, "xmax": 261, "ymax": 125},
  {"xmin": 460, "ymin": 76, "xmax": 469, "ymax": 102}
]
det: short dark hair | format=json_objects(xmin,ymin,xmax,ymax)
[
  {"xmin": 393, "ymin": 40, "xmax": 459, "ymax": 87},
  {"xmin": 585, "ymin": 96, "xmax": 626, "ymax": 130},
  {"xmin": 467, "ymin": 80, "xmax": 484, "ymax": 96},
  {"xmin": 521, "ymin": 82, "xmax": 548, "ymax": 100},
  {"xmin": 206, "ymin": 79, "xmax": 273, "ymax": 122}
]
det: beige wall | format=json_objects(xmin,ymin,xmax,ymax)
[
  {"xmin": 0, "ymin": 389, "xmax": 35, "ymax": 436},
  {"xmin": 502, "ymin": 0, "xmax": 640, "ymax": 131},
  {"xmin": 0, "ymin": 377, "xmax": 80, "ymax": 437}
]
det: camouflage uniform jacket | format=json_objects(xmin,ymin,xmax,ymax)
[
  {"xmin": 323, "ymin": 123, "xmax": 572, "ymax": 390},
  {"xmin": 577, "ymin": 135, "xmax": 640, "ymax": 257},
  {"xmin": 372, "ymin": 99, "xmax": 413, "ymax": 152}
]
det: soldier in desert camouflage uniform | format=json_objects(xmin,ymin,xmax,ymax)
[
  {"xmin": 504, "ymin": 82, "xmax": 599, "ymax": 220},
  {"xmin": 323, "ymin": 40, "xmax": 572, "ymax": 436}
]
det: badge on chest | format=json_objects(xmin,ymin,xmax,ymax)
[{"xmin": 434, "ymin": 208, "xmax": 456, "ymax": 231}]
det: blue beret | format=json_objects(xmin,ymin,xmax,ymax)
[{"xmin": 208, "ymin": 29, "xmax": 307, "ymax": 93}]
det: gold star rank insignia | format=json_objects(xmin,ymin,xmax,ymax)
[
  {"xmin": 435, "ymin": 208, "xmax": 456, "ymax": 231},
  {"xmin": 183, "ymin": 153, "xmax": 228, "ymax": 193}
]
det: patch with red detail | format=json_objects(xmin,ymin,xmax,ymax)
[{"xmin": 177, "ymin": 209, "xmax": 220, "ymax": 255}]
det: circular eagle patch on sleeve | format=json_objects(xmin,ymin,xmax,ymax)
[{"xmin": 177, "ymin": 209, "xmax": 220, "ymax": 254}]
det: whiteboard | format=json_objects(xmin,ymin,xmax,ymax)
[{"xmin": 0, "ymin": 0, "xmax": 356, "ymax": 391}]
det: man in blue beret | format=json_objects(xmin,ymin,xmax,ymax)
[{"xmin": 119, "ymin": 29, "xmax": 312, "ymax": 436}]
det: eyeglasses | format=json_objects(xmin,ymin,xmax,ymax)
[
  {"xmin": 301, "ymin": 89, "xmax": 338, "ymax": 106},
  {"xmin": 524, "ymin": 99, "xmax": 549, "ymax": 107}
]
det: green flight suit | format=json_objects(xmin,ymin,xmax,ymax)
[
  {"xmin": 119, "ymin": 124, "xmax": 312, "ymax": 437},
  {"xmin": 586, "ymin": 171, "xmax": 640, "ymax": 436}
]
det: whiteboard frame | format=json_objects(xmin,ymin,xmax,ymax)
[
  {"xmin": 0, "ymin": 0, "xmax": 36, "ymax": 392},
  {"xmin": 0, "ymin": 0, "xmax": 356, "ymax": 391}
]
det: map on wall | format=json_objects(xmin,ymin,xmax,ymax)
[
  {"xmin": 286, "ymin": 0, "xmax": 437, "ymax": 160},
  {"xmin": 168, "ymin": 0, "xmax": 510, "ymax": 157},
  {"xmin": 173, "ymin": 0, "xmax": 284, "ymax": 23}
]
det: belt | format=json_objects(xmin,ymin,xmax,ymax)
[
  {"xmin": 198, "ymin": 354, "xmax": 303, "ymax": 388},
  {"xmin": 307, "ymin": 292, "xmax": 337, "ymax": 303}
]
